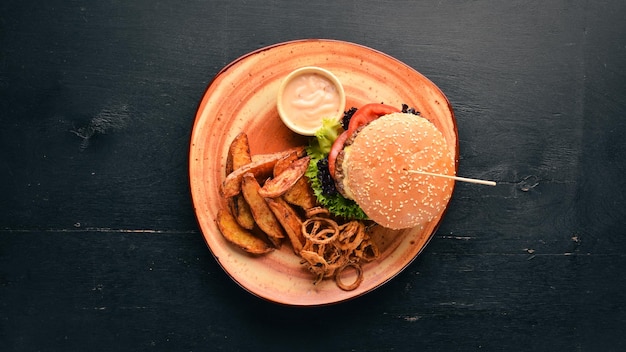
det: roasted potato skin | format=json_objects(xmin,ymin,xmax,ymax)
[
  {"xmin": 258, "ymin": 156, "xmax": 310, "ymax": 198},
  {"xmin": 282, "ymin": 177, "xmax": 317, "ymax": 210},
  {"xmin": 225, "ymin": 132, "xmax": 252, "ymax": 175},
  {"xmin": 272, "ymin": 153, "xmax": 318, "ymax": 210},
  {"xmin": 216, "ymin": 209, "xmax": 273, "ymax": 255},
  {"xmin": 266, "ymin": 197, "xmax": 305, "ymax": 254},
  {"xmin": 225, "ymin": 132, "xmax": 256, "ymax": 229},
  {"xmin": 220, "ymin": 147, "xmax": 305, "ymax": 198},
  {"xmin": 241, "ymin": 173, "xmax": 285, "ymax": 247},
  {"xmin": 273, "ymin": 152, "xmax": 300, "ymax": 177},
  {"xmin": 228, "ymin": 195, "xmax": 255, "ymax": 230}
]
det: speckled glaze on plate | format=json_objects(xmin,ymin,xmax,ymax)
[{"xmin": 189, "ymin": 39, "xmax": 458, "ymax": 306}]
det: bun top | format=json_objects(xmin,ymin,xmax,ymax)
[{"xmin": 341, "ymin": 113, "xmax": 455, "ymax": 229}]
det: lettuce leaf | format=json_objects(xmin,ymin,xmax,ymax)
[{"xmin": 305, "ymin": 119, "xmax": 368, "ymax": 220}]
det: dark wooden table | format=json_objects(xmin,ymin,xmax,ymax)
[{"xmin": 2, "ymin": 1, "xmax": 625, "ymax": 350}]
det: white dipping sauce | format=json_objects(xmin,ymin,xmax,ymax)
[{"xmin": 281, "ymin": 73, "xmax": 342, "ymax": 131}]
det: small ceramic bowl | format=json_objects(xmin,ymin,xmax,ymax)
[{"xmin": 277, "ymin": 66, "xmax": 346, "ymax": 135}]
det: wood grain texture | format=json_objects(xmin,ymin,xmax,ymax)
[{"xmin": 1, "ymin": 0, "xmax": 626, "ymax": 350}]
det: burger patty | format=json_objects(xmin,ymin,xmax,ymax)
[{"xmin": 334, "ymin": 126, "xmax": 364, "ymax": 199}]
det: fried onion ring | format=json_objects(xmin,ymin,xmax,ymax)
[
  {"xmin": 334, "ymin": 262, "xmax": 364, "ymax": 291},
  {"xmin": 298, "ymin": 217, "xmax": 379, "ymax": 290},
  {"xmin": 302, "ymin": 217, "xmax": 340, "ymax": 244},
  {"xmin": 304, "ymin": 206, "xmax": 331, "ymax": 218},
  {"xmin": 354, "ymin": 238, "xmax": 380, "ymax": 262},
  {"xmin": 300, "ymin": 250, "xmax": 328, "ymax": 285},
  {"xmin": 336, "ymin": 221, "xmax": 365, "ymax": 251}
]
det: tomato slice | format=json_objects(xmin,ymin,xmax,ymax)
[
  {"xmin": 346, "ymin": 103, "xmax": 400, "ymax": 136},
  {"xmin": 328, "ymin": 103, "xmax": 400, "ymax": 179}
]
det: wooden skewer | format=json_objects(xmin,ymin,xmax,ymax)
[{"xmin": 406, "ymin": 170, "xmax": 496, "ymax": 186}]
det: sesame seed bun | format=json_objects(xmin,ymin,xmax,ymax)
[{"xmin": 336, "ymin": 113, "xmax": 455, "ymax": 229}]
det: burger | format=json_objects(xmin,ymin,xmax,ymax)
[
  {"xmin": 334, "ymin": 112, "xmax": 455, "ymax": 229},
  {"xmin": 306, "ymin": 104, "xmax": 456, "ymax": 230}
]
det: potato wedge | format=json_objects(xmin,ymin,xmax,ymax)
[
  {"xmin": 216, "ymin": 208, "xmax": 273, "ymax": 254},
  {"xmin": 225, "ymin": 132, "xmax": 252, "ymax": 175},
  {"xmin": 272, "ymin": 152, "xmax": 317, "ymax": 209},
  {"xmin": 224, "ymin": 132, "xmax": 256, "ymax": 229},
  {"xmin": 273, "ymin": 152, "xmax": 300, "ymax": 177},
  {"xmin": 266, "ymin": 197, "xmax": 305, "ymax": 254},
  {"xmin": 258, "ymin": 156, "xmax": 310, "ymax": 198},
  {"xmin": 251, "ymin": 146, "xmax": 306, "ymax": 163},
  {"xmin": 228, "ymin": 195, "xmax": 255, "ymax": 230},
  {"xmin": 283, "ymin": 177, "xmax": 317, "ymax": 210},
  {"xmin": 221, "ymin": 147, "xmax": 305, "ymax": 198},
  {"xmin": 241, "ymin": 173, "xmax": 284, "ymax": 247}
]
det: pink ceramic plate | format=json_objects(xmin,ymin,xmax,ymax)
[{"xmin": 189, "ymin": 39, "xmax": 458, "ymax": 306}]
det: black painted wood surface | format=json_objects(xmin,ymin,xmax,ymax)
[{"xmin": 1, "ymin": 0, "xmax": 625, "ymax": 351}]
